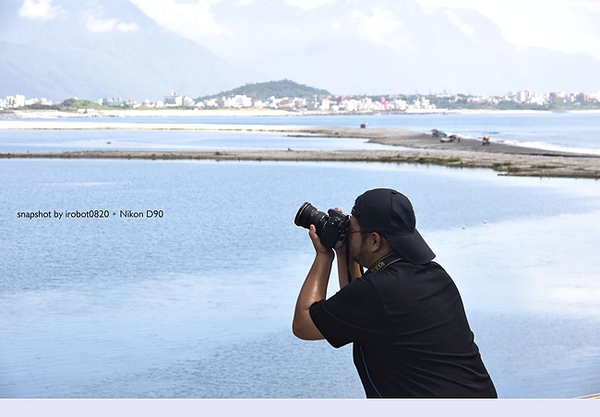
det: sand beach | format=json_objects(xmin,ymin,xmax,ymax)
[{"xmin": 1, "ymin": 110, "xmax": 600, "ymax": 179}]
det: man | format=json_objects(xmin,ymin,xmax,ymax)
[{"xmin": 292, "ymin": 188, "xmax": 497, "ymax": 398}]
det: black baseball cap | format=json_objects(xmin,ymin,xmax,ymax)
[{"xmin": 351, "ymin": 188, "xmax": 435, "ymax": 265}]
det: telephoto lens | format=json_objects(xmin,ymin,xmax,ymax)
[
  {"xmin": 294, "ymin": 202, "xmax": 327, "ymax": 231},
  {"xmin": 294, "ymin": 202, "xmax": 349, "ymax": 248}
]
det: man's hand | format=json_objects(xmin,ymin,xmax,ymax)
[{"xmin": 309, "ymin": 224, "xmax": 334, "ymax": 259}]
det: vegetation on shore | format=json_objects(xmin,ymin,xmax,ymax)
[
  {"xmin": 197, "ymin": 79, "xmax": 330, "ymax": 101},
  {"xmin": 1, "ymin": 149, "xmax": 598, "ymax": 179},
  {"xmin": 18, "ymin": 98, "xmax": 111, "ymax": 112}
]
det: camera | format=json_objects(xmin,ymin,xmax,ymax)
[{"xmin": 294, "ymin": 202, "xmax": 349, "ymax": 248}]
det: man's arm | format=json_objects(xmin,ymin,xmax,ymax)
[{"xmin": 292, "ymin": 225, "xmax": 332, "ymax": 340}]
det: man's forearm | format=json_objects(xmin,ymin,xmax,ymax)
[{"xmin": 292, "ymin": 253, "xmax": 333, "ymax": 340}]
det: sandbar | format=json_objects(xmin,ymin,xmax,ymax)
[{"xmin": 1, "ymin": 116, "xmax": 599, "ymax": 179}]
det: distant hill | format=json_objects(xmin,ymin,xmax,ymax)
[{"xmin": 201, "ymin": 80, "xmax": 330, "ymax": 100}]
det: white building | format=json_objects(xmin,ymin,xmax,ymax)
[
  {"xmin": 4, "ymin": 94, "xmax": 26, "ymax": 108},
  {"xmin": 164, "ymin": 92, "xmax": 183, "ymax": 107},
  {"xmin": 222, "ymin": 95, "xmax": 253, "ymax": 108},
  {"xmin": 319, "ymin": 98, "xmax": 331, "ymax": 111}
]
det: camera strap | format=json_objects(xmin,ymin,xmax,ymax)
[
  {"xmin": 363, "ymin": 252, "xmax": 403, "ymax": 277},
  {"xmin": 345, "ymin": 243, "xmax": 360, "ymax": 284}
]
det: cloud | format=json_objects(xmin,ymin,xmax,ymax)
[
  {"xmin": 284, "ymin": 0, "xmax": 336, "ymax": 11},
  {"xmin": 129, "ymin": 0, "xmax": 233, "ymax": 38},
  {"xmin": 572, "ymin": 0, "xmax": 600, "ymax": 13},
  {"xmin": 444, "ymin": 10, "xmax": 474, "ymax": 36},
  {"xmin": 85, "ymin": 12, "xmax": 140, "ymax": 33},
  {"xmin": 18, "ymin": 0, "xmax": 63, "ymax": 20},
  {"xmin": 414, "ymin": 0, "xmax": 600, "ymax": 61},
  {"xmin": 350, "ymin": 7, "xmax": 403, "ymax": 47}
]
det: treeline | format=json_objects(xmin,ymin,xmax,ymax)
[
  {"xmin": 199, "ymin": 79, "xmax": 330, "ymax": 101},
  {"xmin": 22, "ymin": 98, "xmax": 110, "ymax": 111}
]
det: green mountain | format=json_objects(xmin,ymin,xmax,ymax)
[{"xmin": 199, "ymin": 79, "xmax": 330, "ymax": 100}]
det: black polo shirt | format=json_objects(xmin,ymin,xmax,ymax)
[{"xmin": 309, "ymin": 260, "xmax": 497, "ymax": 398}]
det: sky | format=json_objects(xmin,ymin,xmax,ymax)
[
  {"xmin": 416, "ymin": 0, "xmax": 600, "ymax": 59},
  {"xmin": 11, "ymin": 0, "xmax": 600, "ymax": 96},
  {"xmin": 16, "ymin": 0, "xmax": 600, "ymax": 65},
  {"xmin": 121, "ymin": 0, "xmax": 600, "ymax": 62}
]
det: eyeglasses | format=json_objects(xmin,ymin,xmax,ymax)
[
  {"xmin": 347, "ymin": 228, "xmax": 387, "ymax": 242},
  {"xmin": 347, "ymin": 227, "xmax": 375, "ymax": 235}
]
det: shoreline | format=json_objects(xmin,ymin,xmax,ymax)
[
  {"xmin": 3, "ymin": 148, "xmax": 599, "ymax": 179},
  {"xmin": 3, "ymin": 108, "xmax": 600, "ymax": 120},
  {"xmin": 1, "ymin": 117, "xmax": 599, "ymax": 179},
  {"xmin": 0, "ymin": 150, "xmax": 600, "ymax": 179}
]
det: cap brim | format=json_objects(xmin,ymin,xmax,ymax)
[{"xmin": 386, "ymin": 229, "xmax": 435, "ymax": 265}]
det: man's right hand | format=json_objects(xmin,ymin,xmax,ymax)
[{"xmin": 309, "ymin": 224, "xmax": 334, "ymax": 259}]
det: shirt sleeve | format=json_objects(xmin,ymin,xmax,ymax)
[{"xmin": 309, "ymin": 277, "xmax": 388, "ymax": 348}]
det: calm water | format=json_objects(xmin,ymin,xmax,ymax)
[
  {"xmin": 0, "ymin": 129, "xmax": 402, "ymax": 153},
  {"xmin": 1, "ymin": 156, "xmax": 600, "ymax": 398},
  {"xmin": 1, "ymin": 111, "xmax": 600, "ymax": 154}
]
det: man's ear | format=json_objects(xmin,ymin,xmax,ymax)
[{"xmin": 369, "ymin": 232, "xmax": 383, "ymax": 252}]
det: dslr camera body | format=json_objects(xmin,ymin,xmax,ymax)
[{"xmin": 294, "ymin": 202, "xmax": 349, "ymax": 248}]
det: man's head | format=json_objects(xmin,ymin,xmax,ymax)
[{"xmin": 350, "ymin": 188, "xmax": 435, "ymax": 265}]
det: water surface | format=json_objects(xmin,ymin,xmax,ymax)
[{"xmin": 2, "ymin": 158, "xmax": 599, "ymax": 398}]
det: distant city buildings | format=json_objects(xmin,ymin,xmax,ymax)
[
  {"xmin": 2, "ymin": 89, "xmax": 600, "ymax": 112},
  {"xmin": 1, "ymin": 94, "xmax": 53, "ymax": 109}
]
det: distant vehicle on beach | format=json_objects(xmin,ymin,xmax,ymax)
[{"xmin": 432, "ymin": 129, "xmax": 461, "ymax": 143}]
